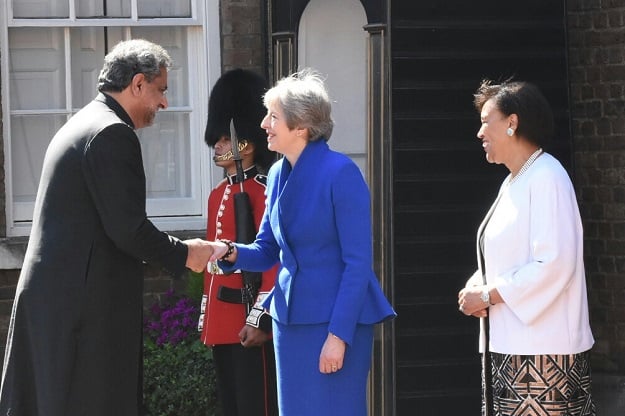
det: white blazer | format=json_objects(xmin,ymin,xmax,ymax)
[{"xmin": 467, "ymin": 152, "xmax": 594, "ymax": 355}]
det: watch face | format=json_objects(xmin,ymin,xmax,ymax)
[{"xmin": 481, "ymin": 291, "xmax": 489, "ymax": 303}]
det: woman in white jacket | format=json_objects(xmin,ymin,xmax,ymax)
[{"xmin": 457, "ymin": 79, "xmax": 595, "ymax": 416}]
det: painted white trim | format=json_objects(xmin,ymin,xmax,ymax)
[
  {"xmin": 1, "ymin": 0, "xmax": 15, "ymax": 237},
  {"xmin": 8, "ymin": 18, "xmax": 202, "ymax": 27},
  {"xmin": 203, "ymin": 0, "xmax": 224, "ymax": 214}
]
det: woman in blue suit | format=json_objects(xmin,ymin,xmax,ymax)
[{"xmin": 210, "ymin": 68, "xmax": 395, "ymax": 416}]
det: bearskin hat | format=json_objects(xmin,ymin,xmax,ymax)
[{"xmin": 205, "ymin": 68, "xmax": 275, "ymax": 172}]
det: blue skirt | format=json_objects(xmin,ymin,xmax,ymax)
[{"xmin": 272, "ymin": 321, "xmax": 373, "ymax": 416}]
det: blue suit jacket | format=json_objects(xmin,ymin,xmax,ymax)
[{"xmin": 221, "ymin": 139, "xmax": 395, "ymax": 344}]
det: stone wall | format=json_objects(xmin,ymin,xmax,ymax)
[{"xmin": 567, "ymin": 0, "xmax": 625, "ymax": 373}]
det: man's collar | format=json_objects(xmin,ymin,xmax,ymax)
[
  {"xmin": 96, "ymin": 92, "xmax": 135, "ymax": 129},
  {"xmin": 227, "ymin": 165, "xmax": 258, "ymax": 185}
]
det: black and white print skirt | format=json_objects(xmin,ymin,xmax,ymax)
[{"xmin": 483, "ymin": 351, "xmax": 596, "ymax": 416}]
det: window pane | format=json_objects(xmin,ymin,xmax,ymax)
[
  {"xmin": 9, "ymin": 28, "xmax": 66, "ymax": 110},
  {"xmin": 12, "ymin": 0, "xmax": 69, "ymax": 18},
  {"xmin": 11, "ymin": 114, "xmax": 67, "ymax": 204},
  {"xmin": 131, "ymin": 27, "xmax": 189, "ymax": 107},
  {"xmin": 137, "ymin": 113, "xmax": 191, "ymax": 199},
  {"xmin": 70, "ymin": 27, "xmax": 106, "ymax": 109},
  {"xmin": 4, "ymin": 22, "xmax": 205, "ymax": 230},
  {"xmin": 76, "ymin": 0, "xmax": 131, "ymax": 18},
  {"xmin": 137, "ymin": 0, "xmax": 191, "ymax": 18}
]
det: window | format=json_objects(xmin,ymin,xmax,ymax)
[{"xmin": 1, "ymin": 0, "xmax": 221, "ymax": 236}]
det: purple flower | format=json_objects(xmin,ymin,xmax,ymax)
[{"xmin": 144, "ymin": 290, "xmax": 201, "ymax": 346}]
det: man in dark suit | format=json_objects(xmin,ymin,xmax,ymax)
[{"xmin": 0, "ymin": 39, "xmax": 213, "ymax": 416}]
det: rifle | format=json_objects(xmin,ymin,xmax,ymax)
[{"xmin": 229, "ymin": 119, "xmax": 262, "ymax": 313}]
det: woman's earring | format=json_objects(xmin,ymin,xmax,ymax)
[{"xmin": 506, "ymin": 127, "xmax": 514, "ymax": 137}]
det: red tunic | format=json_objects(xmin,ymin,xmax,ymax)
[{"xmin": 199, "ymin": 171, "xmax": 277, "ymax": 345}]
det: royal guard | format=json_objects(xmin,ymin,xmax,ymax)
[{"xmin": 198, "ymin": 69, "xmax": 278, "ymax": 416}]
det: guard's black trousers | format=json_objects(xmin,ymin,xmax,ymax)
[{"xmin": 212, "ymin": 341, "xmax": 278, "ymax": 416}]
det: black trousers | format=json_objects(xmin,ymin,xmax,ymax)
[{"xmin": 212, "ymin": 341, "xmax": 278, "ymax": 416}]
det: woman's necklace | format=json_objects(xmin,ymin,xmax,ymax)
[{"xmin": 509, "ymin": 147, "xmax": 543, "ymax": 185}]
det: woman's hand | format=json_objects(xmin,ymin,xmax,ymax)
[
  {"xmin": 319, "ymin": 332, "xmax": 346, "ymax": 374},
  {"xmin": 458, "ymin": 286, "xmax": 488, "ymax": 318},
  {"xmin": 207, "ymin": 240, "xmax": 232, "ymax": 262}
]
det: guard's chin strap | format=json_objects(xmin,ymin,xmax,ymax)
[{"xmin": 213, "ymin": 141, "xmax": 248, "ymax": 162}]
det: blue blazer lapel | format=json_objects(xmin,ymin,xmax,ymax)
[
  {"xmin": 270, "ymin": 158, "xmax": 293, "ymax": 264},
  {"xmin": 269, "ymin": 141, "xmax": 329, "ymax": 312},
  {"xmin": 276, "ymin": 140, "xmax": 328, "ymax": 216}
]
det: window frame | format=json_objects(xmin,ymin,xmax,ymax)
[{"xmin": 0, "ymin": 0, "xmax": 222, "ymax": 237}]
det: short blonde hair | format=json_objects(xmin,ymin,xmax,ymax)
[{"xmin": 263, "ymin": 68, "xmax": 334, "ymax": 141}]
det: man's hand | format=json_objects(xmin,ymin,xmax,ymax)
[
  {"xmin": 183, "ymin": 238, "xmax": 214, "ymax": 273},
  {"xmin": 238, "ymin": 325, "xmax": 270, "ymax": 348}
]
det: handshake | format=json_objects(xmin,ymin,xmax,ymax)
[{"xmin": 183, "ymin": 238, "xmax": 230, "ymax": 273}]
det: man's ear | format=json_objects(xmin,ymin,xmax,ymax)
[
  {"xmin": 241, "ymin": 140, "xmax": 255, "ymax": 155},
  {"xmin": 130, "ymin": 73, "xmax": 145, "ymax": 97}
]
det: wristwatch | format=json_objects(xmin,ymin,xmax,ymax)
[{"xmin": 480, "ymin": 288, "xmax": 492, "ymax": 306}]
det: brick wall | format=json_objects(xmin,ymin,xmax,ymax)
[
  {"xmin": 567, "ymin": 0, "xmax": 625, "ymax": 372},
  {"xmin": 220, "ymin": 0, "xmax": 267, "ymax": 76},
  {"xmin": 0, "ymin": 269, "xmax": 19, "ymax": 357}
]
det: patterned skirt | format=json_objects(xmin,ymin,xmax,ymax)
[{"xmin": 483, "ymin": 351, "xmax": 596, "ymax": 416}]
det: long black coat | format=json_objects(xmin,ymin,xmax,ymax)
[{"xmin": 0, "ymin": 93, "xmax": 188, "ymax": 416}]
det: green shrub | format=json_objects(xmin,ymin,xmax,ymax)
[
  {"xmin": 184, "ymin": 271, "xmax": 205, "ymax": 303},
  {"xmin": 143, "ymin": 338, "xmax": 219, "ymax": 416},
  {"xmin": 143, "ymin": 282, "xmax": 220, "ymax": 416}
]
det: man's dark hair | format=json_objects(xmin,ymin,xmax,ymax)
[{"xmin": 97, "ymin": 39, "xmax": 171, "ymax": 93}]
